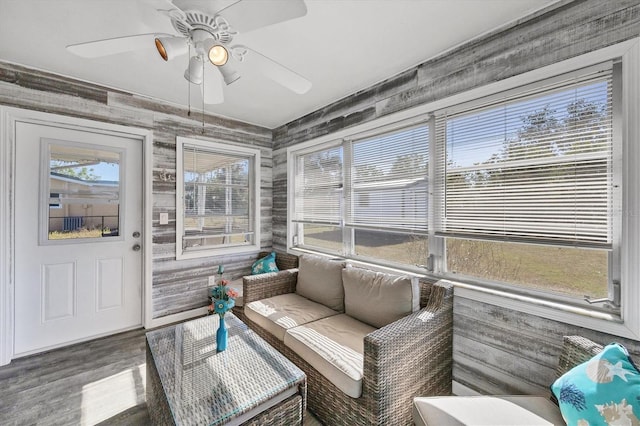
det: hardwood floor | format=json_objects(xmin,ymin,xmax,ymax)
[
  {"xmin": 0, "ymin": 329, "xmax": 149, "ymax": 425},
  {"xmin": 0, "ymin": 327, "xmax": 322, "ymax": 425}
]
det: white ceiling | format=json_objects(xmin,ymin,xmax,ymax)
[{"xmin": 0, "ymin": 0, "xmax": 557, "ymax": 129}]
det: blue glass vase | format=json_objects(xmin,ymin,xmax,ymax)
[{"xmin": 216, "ymin": 315, "xmax": 227, "ymax": 352}]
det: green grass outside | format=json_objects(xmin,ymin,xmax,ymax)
[
  {"xmin": 446, "ymin": 239, "xmax": 607, "ymax": 298},
  {"xmin": 301, "ymin": 225, "xmax": 607, "ymax": 299}
]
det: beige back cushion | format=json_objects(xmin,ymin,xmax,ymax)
[
  {"xmin": 296, "ymin": 254, "xmax": 346, "ymax": 312},
  {"xmin": 343, "ymin": 267, "xmax": 420, "ymax": 328}
]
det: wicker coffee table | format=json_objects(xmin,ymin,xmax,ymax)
[{"xmin": 146, "ymin": 313, "xmax": 306, "ymax": 425}]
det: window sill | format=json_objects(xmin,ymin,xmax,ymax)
[
  {"xmin": 288, "ymin": 246, "xmax": 427, "ymax": 277},
  {"xmin": 288, "ymin": 247, "xmax": 640, "ymax": 340},
  {"xmin": 176, "ymin": 243, "xmax": 260, "ymax": 260},
  {"xmin": 449, "ymin": 280, "xmax": 639, "ymax": 340}
]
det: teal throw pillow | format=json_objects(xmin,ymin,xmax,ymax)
[
  {"xmin": 251, "ymin": 252, "xmax": 279, "ymax": 275},
  {"xmin": 550, "ymin": 342, "xmax": 640, "ymax": 426}
]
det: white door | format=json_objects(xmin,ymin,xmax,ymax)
[{"xmin": 14, "ymin": 121, "xmax": 143, "ymax": 356}]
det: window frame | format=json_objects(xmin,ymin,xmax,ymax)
[
  {"xmin": 290, "ymin": 140, "xmax": 344, "ymax": 257},
  {"xmin": 176, "ymin": 136, "xmax": 261, "ymax": 260},
  {"xmin": 431, "ymin": 43, "xmax": 639, "ymax": 340},
  {"xmin": 432, "ymin": 63, "xmax": 619, "ymax": 314},
  {"xmin": 39, "ymin": 138, "xmax": 125, "ymax": 245},
  {"xmin": 287, "ymin": 38, "xmax": 640, "ymax": 340},
  {"xmin": 288, "ymin": 115, "xmax": 431, "ymax": 272}
]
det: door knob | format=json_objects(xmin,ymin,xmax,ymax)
[
  {"xmin": 132, "ymin": 244, "xmax": 141, "ymax": 251},
  {"xmin": 132, "ymin": 231, "xmax": 140, "ymax": 238}
]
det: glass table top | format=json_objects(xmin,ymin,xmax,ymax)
[{"xmin": 146, "ymin": 313, "xmax": 305, "ymax": 425}]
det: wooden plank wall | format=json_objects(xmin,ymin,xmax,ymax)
[
  {"xmin": 271, "ymin": 0, "xmax": 640, "ymax": 395},
  {"xmin": 454, "ymin": 297, "xmax": 640, "ymax": 395},
  {"xmin": 0, "ymin": 62, "xmax": 274, "ymax": 319}
]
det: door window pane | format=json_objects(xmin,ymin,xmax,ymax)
[{"xmin": 47, "ymin": 143, "xmax": 121, "ymax": 240}]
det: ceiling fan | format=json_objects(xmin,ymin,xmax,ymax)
[{"xmin": 66, "ymin": 0, "xmax": 312, "ymax": 104}]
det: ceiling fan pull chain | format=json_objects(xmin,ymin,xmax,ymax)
[
  {"xmin": 202, "ymin": 57, "xmax": 205, "ymax": 135},
  {"xmin": 187, "ymin": 45, "xmax": 192, "ymax": 117}
]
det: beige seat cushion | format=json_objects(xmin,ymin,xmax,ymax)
[
  {"xmin": 244, "ymin": 293, "xmax": 339, "ymax": 341},
  {"xmin": 295, "ymin": 254, "xmax": 345, "ymax": 312},
  {"xmin": 413, "ymin": 396, "xmax": 565, "ymax": 426},
  {"xmin": 342, "ymin": 267, "xmax": 419, "ymax": 328},
  {"xmin": 284, "ymin": 314, "xmax": 376, "ymax": 398}
]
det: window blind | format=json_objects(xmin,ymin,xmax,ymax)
[
  {"xmin": 435, "ymin": 70, "xmax": 614, "ymax": 248},
  {"xmin": 346, "ymin": 124, "xmax": 429, "ymax": 233},
  {"xmin": 293, "ymin": 145, "xmax": 343, "ymax": 225},
  {"xmin": 183, "ymin": 145, "xmax": 253, "ymax": 246}
]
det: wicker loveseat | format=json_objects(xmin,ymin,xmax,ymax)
[{"xmin": 240, "ymin": 252, "xmax": 453, "ymax": 426}]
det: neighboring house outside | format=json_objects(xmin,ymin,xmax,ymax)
[
  {"xmin": 354, "ymin": 177, "xmax": 427, "ymax": 229},
  {"xmin": 48, "ymin": 172, "xmax": 119, "ymax": 235}
]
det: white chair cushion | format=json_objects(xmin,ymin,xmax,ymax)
[
  {"xmin": 244, "ymin": 293, "xmax": 339, "ymax": 341},
  {"xmin": 413, "ymin": 395, "xmax": 565, "ymax": 426},
  {"xmin": 284, "ymin": 314, "xmax": 376, "ymax": 398}
]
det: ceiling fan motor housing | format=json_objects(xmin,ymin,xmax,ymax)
[{"xmin": 173, "ymin": 11, "xmax": 236, "ymax": 46}]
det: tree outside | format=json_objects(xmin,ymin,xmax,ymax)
[{"xmin": 445, "ymin": 82, "xmax": 611, "ymax": 299}]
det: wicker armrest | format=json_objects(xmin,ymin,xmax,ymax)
[
  {"xmin": 555, "ymin": 335, "xmax": 603, "ymax": 378},
  {"xmin": 258, "ymin": 251, "xmax": 299, "ymax": 271},
  {"xmin": 362, "ymin": 281, "xmax": 453, "ymax": 423},
  {"xmin": 243, "ymin": 269, "xmax": 299, "ymax": 305}
]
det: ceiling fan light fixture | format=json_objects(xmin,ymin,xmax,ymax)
[
  {"xmin": 154, "ymin": 36, "xmax": 188, "ymax": 61},
  {"xmin": 208, "ymin": 44, "xmax": 228, "ymax": 66},
  {"xmin": 218, "ymin": 64, "xmax": 241, "ymax": 85},
  {"xmin": 184, "ymin": 56, "xmax": 204, "ymax": 84}
]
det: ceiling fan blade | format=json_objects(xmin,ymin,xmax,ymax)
[
  {"xmin": 157, "ymin": 0, "xmax": 193, "ymax": 30},
  {"xmin": 240, "ymin": 46, "xmax": 311, "ymax": 94},
  {"xmin": 67, "ymin": 33, "xmax": 171, "ymax": 58},
  {"xmin": 201, "ymin": 65, "xmax": 224, "ymax": 104},
  {"xmin": 173, "ymin": 0, "xmax": 240, "ymax": 17},
  {"xmin": 218, "ymin": 0, "xmax": 307, "ymax": 34}
]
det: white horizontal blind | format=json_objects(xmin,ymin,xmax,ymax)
[
  {"xmin": 435, "ymin": 70, "xmax": 613, "ymax": 248},
  {"xmin": 346, "ymin": 125, "xmax": 429, "ymax": 233},
  {"xmin": 183, "ymin": 145, "xmax": 253, "ymax": 248},
  {"xmin": 293, "ymin": 145, "xmax": 343, "ymax": 225}
]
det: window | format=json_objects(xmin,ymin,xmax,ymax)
[
  {"xmin": 348, "ymin": 125, "xmax": 429, "ymax": 266},
  {"xmin": 288, "ymin": 40, "xmax": 640, "ymax": 338},
  {"xmin": 292, "ymin": 65, "xmax": 619, "ymax": 307},
  {"xmin": 43, "ymin": 140, "xmax": 121, "ymax": 242},
  {"xmin": 176, "ymin": 137, "xmax": 260, "ymax": 259},
  {"xmin": 434, "ymin": 65, "xmax": 618, "ymax": 307},
  {"xmin": 290, "ymin": 121, "xmax": 430, "ymax": 268},
  {"xmin": 292, "ymin": 144, "xmax": 343, "ymax": 254}
]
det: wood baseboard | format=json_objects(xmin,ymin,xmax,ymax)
[{"xmin": 452, "ymin": 381, "xmax": 481, "ymax": 396}]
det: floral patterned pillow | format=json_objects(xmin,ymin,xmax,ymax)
[
  {"xmin": 251, "ymin": 252, "xmax": 279, "ymax": 275},
  {"xmin": 551, "ymin": 342, "xmax": 640, "ymax": 426}
]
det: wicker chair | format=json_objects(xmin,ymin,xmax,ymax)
[
  {"xmin": 555, "ymin": 335, "xmax": 604, "ymax": 376},
  {"xmin": 242, "ymin": 261, "xmax": 454, "ymax": 426},
  {"xmin": 413, "ymin": 335, "xmax": 605, "ymax": 425}
]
